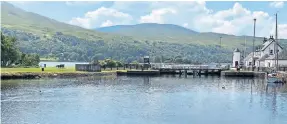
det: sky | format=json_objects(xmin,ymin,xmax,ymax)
[{"xmin": 7, "ymin": 1, "xmax": 287, "ymax": 38}]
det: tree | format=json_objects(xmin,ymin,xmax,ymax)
[
  {"xmin": 115, "ymin": 61, "xmax": 123, "ymax": 67},
  {"xmin": 105, "ymin": 59, "xmax": 116, "ymax": 67},
  {"xmin": 21, "ymin": 53, "xmax": 40, "ymax": 66},
  {"xmin": 1, "ymin": 33, "xmax": 20, "ymax": 66}
]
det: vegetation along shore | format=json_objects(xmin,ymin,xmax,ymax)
[{"xmin": 1, "ymin": 67, "xmax": 119, "ymax": 80}]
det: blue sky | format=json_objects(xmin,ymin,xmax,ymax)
[{"xmin": 8, "ymin": 1, "xmax": 287, "ymax": 38}]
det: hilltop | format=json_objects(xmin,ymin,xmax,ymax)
[{"xmin": 96, "ymin": 23, "xmax": 274, "ymax": 47}]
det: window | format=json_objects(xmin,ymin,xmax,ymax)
[{"xmin": 270, "ymin": 50, "xmax": 273, "ymax": 55}]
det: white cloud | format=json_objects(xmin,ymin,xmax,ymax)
[
  {"xmin": 69, "ymin": 7, "xmax": 133, "ymax": 28},
  {"xmin": 139, "ymin": 8, "xmax": 176, "ymax": 23},
  {"xmin": 185, "ymin": 2, "xmax": 276, "ymax": 37},
  {"xmin": 68, "ymin": 2, "xmax": 287, "ymax": 38},
  {"xmin": 183, "ymin": 23, "xmax": 188, "ymax": 28},
  {"xmin": 69, "ymin": 17, "xmax": 91, "ymax": 29},
  {"xmin": 269, "ymin": 1, "xmax": 284, "ymax": 8},
  {"xmin": 101, "ymin": 20, "xmax": 113, "ymax": 27},
  {"xmin": 271, "ymin": 24, "xmax": 287, "ymax": 39},
  {"xmin": 279, "ymin": 24, "xmax": 287, "ymax": 39}
]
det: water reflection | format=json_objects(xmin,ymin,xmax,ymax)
[{"xmin": 1, "ymin": 76, "xmax": 287, "ymax": 124}]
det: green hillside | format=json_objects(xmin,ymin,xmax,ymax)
[
  {"xmin": 1, "ymin": 2, "xmax": 134, "ymax": 42},
  {"xmin": 96, "ymin": 23, "xmax": 280, "ymax": 47},
  {"xmin": 1, "ymin": 2, "xmax": 286, "ymax": 63}
]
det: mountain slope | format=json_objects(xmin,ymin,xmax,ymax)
[
  {"xmin": 97, "ymin": 23, "xmax": 198, "ymax": 39},
  {"xmin": 96, "ymin": 24, "xmax": 287, "ymax": 47},
  {"xmin": 0, "ymin": 2, "xmax": 133, "ymax": 42}
]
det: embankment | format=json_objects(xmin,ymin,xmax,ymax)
[{"xmin": 1, "ymin": 72, "xmax": 116, "ymax": 80}]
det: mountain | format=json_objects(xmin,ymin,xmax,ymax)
[
  {"xmin": 0, "ymin": 2, "xmax": 130, "ymax": 41},
  {"xmin": 1, "ymin": 2, "xmax": 286, "ymax": 63},
  {"xmin": 96, "ymin": 23, "xmax": 282, "ymax": 47},
  {"xmin": 96, "ymin": 23, "xmax": 198, "ymax": 39}
]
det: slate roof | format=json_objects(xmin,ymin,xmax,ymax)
[
  {"xmin": 234, "ymin": 48, "xmax": 240, "ymax": 52},
  {"xmin": 261, "ymin": 38, "xmax": 283, "ymax": 51}
]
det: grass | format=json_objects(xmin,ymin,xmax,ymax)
[{"xmin": 1, "ymin": 67, "xmax": 76, "ymax": 73}]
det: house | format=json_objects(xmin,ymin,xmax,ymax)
[{"xmin": 242, "ymin": 36, "xmax": 287, "ymax": 68}]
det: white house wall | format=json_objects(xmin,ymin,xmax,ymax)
[
  {"xmin": 263, "ymin": 60, "xmax": 287, "ymax": 67},
  {"xmin": 264, "ymin": 60, "xmax": 275, "ymax": 67},
  {"xmin": 232, "ymin": 52, "xmax": 241, "ymax": 67}
]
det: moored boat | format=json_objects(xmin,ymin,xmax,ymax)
[{"xmin": 267, "ymin": 72, "xmax": 283, "ymax": 83}]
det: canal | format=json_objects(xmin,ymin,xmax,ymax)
[{"xmin": 1, "ymin": 76, "xmax": 287, "ymax": 124}]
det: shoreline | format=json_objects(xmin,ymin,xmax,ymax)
[{"xmin": 1, "ymin": 72, "xmax": 117, "ymax": 80}]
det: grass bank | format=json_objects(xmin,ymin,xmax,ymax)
[
  {"xmin": 1, "ymin": 67, "xmax": 76, "ymax": 73},
  {"xmin": 1, "ymin": 67, "xmax": 123, "ymax": 80}
]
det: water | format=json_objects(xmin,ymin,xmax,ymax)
[
  {"xmin": 39, "ymin": 61, "xmax": 88, "ymax": 67},
  {"xmin": 1, "ymin": 76, "xmax": 287, "ymax": 124}
]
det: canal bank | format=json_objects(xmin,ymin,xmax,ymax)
[
  {"xmin": 1, "ymin": 72, "xmax": 117, "ymax": 80},
  {"xmin": 221, "ymin": 70, "xmax": 266, "ymax": 77}
]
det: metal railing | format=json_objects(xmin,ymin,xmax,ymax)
[{"xmin": 150, "ymin": 63, "xmax": 227, "ymax": 70}]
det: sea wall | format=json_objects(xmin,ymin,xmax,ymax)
[{"xmin": 1, "ymin": 72, "xmax": 116, "ymax": 80}]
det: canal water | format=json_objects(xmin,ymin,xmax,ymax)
[{"xmin": 1, "ymin": 76, "xmax": 287, "ymax": 124}]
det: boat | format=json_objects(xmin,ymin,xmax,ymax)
[
  {"xmin": 267, "ymin": 13, "xmax": 284, "ymax": 84},
  {"xmin": 267, "ymin": 72, "xmax": 283, "ymax": 83}
]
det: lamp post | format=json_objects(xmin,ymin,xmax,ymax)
[
  {"xmin": 275, "ymin": 12, "xmax": 278, "ymax": 71},
  {"xmin": 252, "ymin": 18, "xmax": 256, "ymax": 71},
  {"xmin": 219, "ymin": 36, "xmax": 222, "ymax": 67}
]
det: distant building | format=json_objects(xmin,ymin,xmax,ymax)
[
  {"xmin": 232, "ymin": 48, "xmax": 241, "ymax": 68},
  {"xmin": 242, "ymin": 36, "xmax": 287, "ymax": 68}
]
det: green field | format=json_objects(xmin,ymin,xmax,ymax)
[{"xmin": 1, "ymin": 67, "xmax": 76, "ymax": 73}]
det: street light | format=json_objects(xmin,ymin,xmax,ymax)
[
  {"xmin": 252, "ymin": 18, "xmax": 256, "ymax": 71},
  {"xmin": 219, "ymin": 36, "xmax": 222, "ymax": 67}
]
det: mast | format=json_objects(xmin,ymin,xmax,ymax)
[
  {"xmin": 219, "ymin": 36, "xmax": 222, "ymax": 67},
  {"xmin": 275, "ymin": 13, "xmax": 278, "ymax": 71},
  {"xmin": 252, "ymin": 18, "xmax": 256, "ymax": 71},
  {"xmin": 244, "ymin": 36, "xmax": 247, "ymax": 58}
]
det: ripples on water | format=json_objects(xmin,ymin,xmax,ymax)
[{"xmin": 1, "ymin": 76, "xmax": 287, "ymax": 124}]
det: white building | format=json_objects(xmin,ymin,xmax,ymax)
[
  {"xmin": 232, "ymin": 48, "xmax": 241, "ymax": 67},
  {"xmin": 242, "ymin": 36, "xmax": 287, "ymax": 68}
]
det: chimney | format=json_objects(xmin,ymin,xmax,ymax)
[{"xmin": 263, "ymin": 37, "xmax": 267, "ymax": 43}]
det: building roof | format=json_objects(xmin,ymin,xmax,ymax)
[
  {"xmin": 234, "ymin": 48, "xmax": 240, "ymax": 52},
  {"xmin": 261, "ymin": 38, "xmax": 283, "ymax": 51},
  {"xmin": 243, "ymin": 52, "xmax": 254, "ymax": 61}
]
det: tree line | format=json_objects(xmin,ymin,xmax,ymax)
[
  {"xmin": 1, "ymin": 33, "xmax": 40, "ymax": 67},
  {"xmin": 1, "ymin": 28, "xmax": 234, "ymax": 64}
]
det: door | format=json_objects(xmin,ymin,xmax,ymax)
[
  {"xmin": 268, "ymin": 62, "xmax": 270, "ymax": 67},
  {"xmin": 235, "ymin": 61, "xmax": 238, "ymax": 67}
]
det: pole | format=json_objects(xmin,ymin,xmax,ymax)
[
  {"xmin": 275, "ymin": 13, "xmax": 278, "ymax": 71},
  {"xmin": 252, "ymin": 18, "xmax": 256, "ymax": 71},
  {"xmin": 219, "ymin": 36, "xmax": 222, "ymax": 67},
  {"xmin": 244, "ymin": 36, "xmax": 246, "ymax": 58}
]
